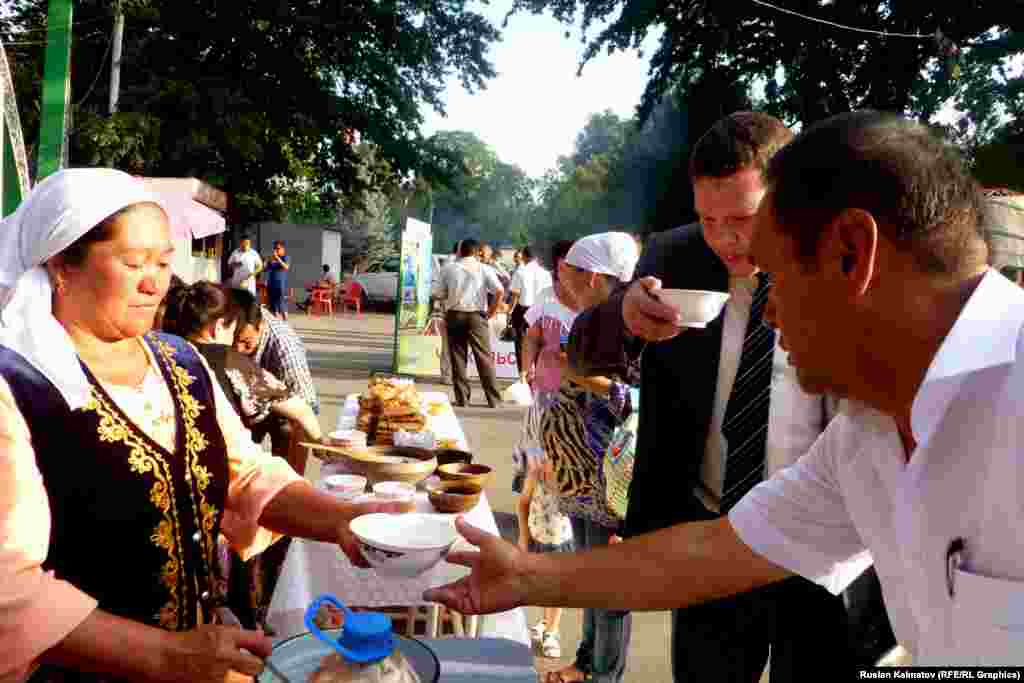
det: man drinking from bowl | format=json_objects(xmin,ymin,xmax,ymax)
[{"xmin": 563, "ymin": 112, "xmax": 867, "ymax": 681}]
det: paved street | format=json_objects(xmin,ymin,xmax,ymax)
[{"xmin": 291, "ymin": 310, "xmax": 675, "ymax": 682}]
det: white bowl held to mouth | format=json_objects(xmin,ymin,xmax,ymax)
[
  {"xmin": 656, "ymin": 289, "xmax": 731, "ymax": 328},
  {"xmin": 349, "ymin": 513, "xmax": 459, "ymax": 578}
]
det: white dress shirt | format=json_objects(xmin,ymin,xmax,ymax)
[
  {"xmin": 696, "ymin": 277, "xmax": 754, "ymax": 511},
  {"xmin": 767, "ymin": 342, "xmax": 873, "ymax": 594},
  {"xmin": 730, "ymin": 270, "xmax": 1024, "ymax": 665},
  {"xmin": 433, "ymin": 257, "xmax": 502, "ymax": 313},
  {"xmin": 228, "ymin": 248, "xmax": 263, "ymax": 294},
  {"xmin": 509, "ymin": 260, "xmax": 553, "ymax": 308}
]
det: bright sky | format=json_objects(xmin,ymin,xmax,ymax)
[{"xmin": 420, "ymin": 1, "xmax": 661, "ymax": 180}]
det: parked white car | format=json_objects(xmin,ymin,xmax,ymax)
[{"xmin": 353, "ymin": 255, "xmax": 453, "ymax": 304}]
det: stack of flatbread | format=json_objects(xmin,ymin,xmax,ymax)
[
  {"xmin": 357, "ymin": 378, "xmax": 428, "ymax": 446},
  {"xmin": 308, "ymin": 651, "xmax": 421, "ymax": 683}
]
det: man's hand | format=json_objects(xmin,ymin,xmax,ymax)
[
  {"xmin": 423, "ymin": 517, "xmax": 530, "ymax": 615},
  {"xmin": 622, "ymin": 277, "xmax": 687, "ymax": 342},
  {"xmin": 160, "ymin": 625, "xmax": 272, "ymax": 682},
  {"xmin": 336, "ymin": 499, "xmax": 410, "ymax": 567}
]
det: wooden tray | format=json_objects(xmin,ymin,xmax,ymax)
[{"xmin": 302, "ymin": 443, "xmax": 438, "ymax": 486}]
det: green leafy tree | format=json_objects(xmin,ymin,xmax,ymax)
[
  {"xmin": 506, "ymin": 0, "xmax": 1021, "ymax": 137},
  {"xmin": 1, "ymin": 0, "xmax": 499, "ymax": 225}
]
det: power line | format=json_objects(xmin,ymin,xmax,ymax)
[{"xmin": 750, "ymin": 0, "xmax": 932, "ymax": 39}]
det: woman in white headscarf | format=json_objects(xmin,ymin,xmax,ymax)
[
  {"xmin": 0, "ymin": 169, "xmax": 401, "ymax": 683},
  {"xmin": 528, "ymin": 232, "xmax": 641, "ymax": 683}
]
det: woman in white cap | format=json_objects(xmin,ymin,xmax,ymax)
[
  {"xmin": 0, "ymin": 169, "xmax": 400, "ymax": 682},
  {"xmin": 536, "ymin": 232, "xmax": 641, "ymax": 683}
]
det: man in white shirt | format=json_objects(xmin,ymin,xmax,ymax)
[
  {"xmin": 426, "ymin": 112, "xmax": 1018, "ymax": 667},
  {"xmin": 227, "ymin": 235, "xmax": 263, "ymax": 295},
  {"xmin": 508, "ymin": 246, "xmax": 552, "ymax": 375},
  {"xmin": 562, "ymin": 113, "xmax": 850, "ymax": 681},
  {"xmin": 433, "ymin": 238, "xmax": 504, "ymax": 408}
]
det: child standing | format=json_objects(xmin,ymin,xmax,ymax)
[{"xmin": 517, "ymin": 460, "xmax": 575, "ymax": 658}]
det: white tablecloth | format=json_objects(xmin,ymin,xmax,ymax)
[{"xmin": 266, "ymin": 392, "xmax": 528, "ymax": 645}]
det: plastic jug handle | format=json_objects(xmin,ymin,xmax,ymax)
[{"xmin": 303, "ymin": 594, "xmax": 355, "ymax": 656}]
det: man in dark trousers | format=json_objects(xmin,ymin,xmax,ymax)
[
  {"xmin": 433, "ymin": 238, "xmax": 504, "ymax": 408},
  {"xmin": 567, "ymin": 112, "xmax": 861, "ymax": 681}
]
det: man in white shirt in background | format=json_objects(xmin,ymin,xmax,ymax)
[
  {"xmin": 433, "ymin": 238, "xmax": 504, "ymax": 408},
  {"xmin": 427, "ymin": 111, "xmax": 1022, "ymax": 667},
  {"xmin": 508, "ymin": 245, "xmax": 552, "ymax": 376},
  {"xmin": 227, "ymin": 234, "xmax": 263, "ymax": 295}
]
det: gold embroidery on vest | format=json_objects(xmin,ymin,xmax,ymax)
[
  {"xmin": 154, "ymin": 339, "xmax": 219, "ymax": 599},
  {"xmin": 86, "ymin": 390, "xmax": 184, "ymax": 630}
]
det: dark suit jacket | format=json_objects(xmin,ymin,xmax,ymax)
[{"xmin": 567, "ymin": 223, "xmax": 730, "ymax": 537}]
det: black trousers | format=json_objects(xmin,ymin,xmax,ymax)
[
  {"xmin": 669, "ymin": 496, "xmax": 858, "ymax": 682},
  {"xmin": 510, "ymin": 304, "xmax": 530, "ymax": 374}
]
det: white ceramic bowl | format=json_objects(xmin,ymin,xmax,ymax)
[
  {"xmin": 322, "ymin": 474, "xmax": 367, "ymax": 500},
  {"xmin": 372, "ymin": 481, "xmax": 416, "ymax": 501},
  {"xmin": 656, "ymin": 289, "xmax": 731, "ymax": 328},
  {"xmin": 349, "ymin": 512, "xmax": 458, "ymax": 577}
]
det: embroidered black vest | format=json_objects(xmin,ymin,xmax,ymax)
[{"xmin": 0, "ymin": 333, "xmax": 228, "ymax": 633}]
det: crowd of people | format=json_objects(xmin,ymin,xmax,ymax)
[
  {"xmin": 426, "ymin": 110, "xmax": 1024, "ymax": 677},
  {"xmin": 0, "ymin": 168, "xmax": 388, "ymax": 683},
  {"xmin": 1, "ymin": 106, "xmax": 1022, "ymax": 683}
]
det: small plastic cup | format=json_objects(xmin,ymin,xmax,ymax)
[{"xmin": 323, "ymin": 474, "xmax": 368, "ymax": 500}]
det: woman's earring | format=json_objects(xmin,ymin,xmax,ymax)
[{"xmin": 55, "ymin": 277, "xmax": 67, "ymax": 295}]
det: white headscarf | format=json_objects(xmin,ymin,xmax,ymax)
[
  {"xmin": 565, "ymin": 232, "xmax": 640, "ymax": 283},
  {"xmin": 0, "ymin": 168, "xmax": 164, "ymax": 410}
]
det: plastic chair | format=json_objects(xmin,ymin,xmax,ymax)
[
  {"xmin": 309, "ymin": 287, "xmax": 334, "ymax": 317},
  {"xmin": 340, "ymin": 281, "xmax": 363, "ymax": 317}
]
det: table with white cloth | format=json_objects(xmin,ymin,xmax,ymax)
[{"xmin": 265, "ymin": 393, "xmax": 530, "ymax": 650}]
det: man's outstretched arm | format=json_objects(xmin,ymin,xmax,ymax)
[{"xmin": 425, "ymin": 516, "xmax": 792, "ymax": 615}]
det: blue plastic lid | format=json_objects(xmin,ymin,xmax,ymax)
[{"xmin": 304, "ymin": 594, "xmax": 396, "ymax": 664}]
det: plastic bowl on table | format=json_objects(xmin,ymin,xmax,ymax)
[
  {"xmin": 655, "ymin": 289, "xmax": 731, "ymax": 328},
  {"xmin": 349, "ymin": 512, "xmax": 458, "ymax": 578},
  {"xmin": 322, "ymin": 474, "xmax": 368, "ymax": 500}
]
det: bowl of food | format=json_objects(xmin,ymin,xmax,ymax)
[
  {"xmin": 322, "ymin": 474, "xmax": 368, "ymax": 500},
  {"xmin": 349, "ymin": 513, "xmax": 458, "ymax": 578},
  {"xmin": 427, "ymin": 481, "xmax": 482, "ymax": 514},
  {"xmin": 655, "ymin": 289, "xmax": 731, "ymax": 328},
  {"xmin": 436, "ymin": 463, "xmax": 492, "ymax": 489},
  {"xmin": 338, "ymin": 446, "xmax": 438, "ymax": 487}
]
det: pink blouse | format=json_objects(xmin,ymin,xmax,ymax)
[{"xmin": 0, "ymin": 345, "xmax": 306, "ymax": 681}]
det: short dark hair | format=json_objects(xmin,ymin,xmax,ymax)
[
  {"xmin": 767, "ymin": 111, "xmax": 987, "ymax": 276},
  {"xmin": 274, "ymin": 240, "xmax": 285, "ymax": 248},
  {"xmin": 550, "ymin": 240, "xmax": 574, "ymax": 281},
  {"xmin": 459, "ymin": 238, "xmax": 480, "ymax": 257},
  {"xmin": 163, "ymin": 281, "xmax": 239, "ymax": 338},
  {"xmin": 225, "ymin": 287, "xmax": 263, "ymax": 329},
  {"xmin": 520, "ymin": 246, "xmax": 534, "ymax": 261},
  {"xmin": 240, "ymin": 235, "xmax": 252, "ymax": 242},
  {"xmin": 323, "ymin": 264, "xmax": 331, "ymax": 272},
  {"xmin": 689, "ymin": 111, "xmax": 794, "ymax": 181}
]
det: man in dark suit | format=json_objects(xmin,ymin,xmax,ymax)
[{"xmin": 567, "ymin": 112, "xmax": 856, "ymax": 681}]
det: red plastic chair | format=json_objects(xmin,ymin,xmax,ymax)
[
  {"xmin": 309, "ymin": 286, "xmax": 334, "ymax": 317},
  {"xmin": 340, "ymin": 281, "xmax": 363, "ymax": 317}
]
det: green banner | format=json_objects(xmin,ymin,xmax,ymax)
[
  {"xmin": 37, "ymin": 0, "xmax": 73, "ymax": 180},
  {"xmin": 393, "ymin": 217, "xmax": 438, "ymax": 376}
]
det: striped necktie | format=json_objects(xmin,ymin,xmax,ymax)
[{"xmin": 720, "ymin": 273, "xmax": 776, "ymax": 513}]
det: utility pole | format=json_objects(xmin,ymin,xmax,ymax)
[{"xmin": 109, "ymin": 2, "xmax": 125, "ymax": 114}]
